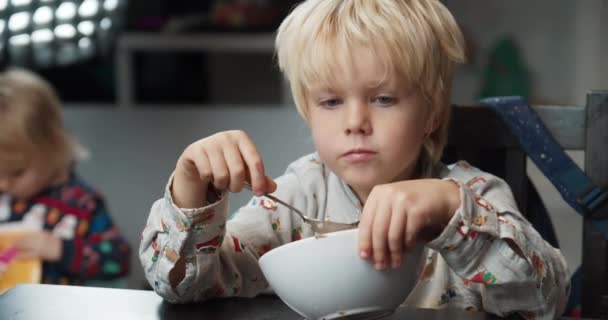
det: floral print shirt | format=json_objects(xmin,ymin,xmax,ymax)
[
  {"xmin": 140, "ymin": 153, "xmax": 569, "ymax": 319},
  {"xmin": 0, "ymin": 172, "xmax": 130, "ymax": 284}
]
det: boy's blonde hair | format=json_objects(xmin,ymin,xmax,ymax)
[
  {"xmin": 276, "ymin": 0, "xmax": 465, "ymax": 165},
  {"xmin": 0, "ymin": 69, "xmax": 83, "ymax": 175}
]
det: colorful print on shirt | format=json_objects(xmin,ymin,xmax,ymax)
[
  {"xmin": 456, "ymin": 161, "xmax": 472, "ymax": 170},
  {"xmin": 467, "ymin": 176, "xmax": 487, "ymax": 188},
  {"xmin": 438, "ymin": 288, "xmax": 457, "ymax": 306},
  {"xmin": 45, "ymin": 208, "xmax": 61, "ymax": 226},
  {"xmin": 256, "ymin": 243, "xmax": 272, "ymax": 257},
  {"xmin": 260, "ymin": 199, "xmax": 278, "ymax": 211},
  {"xmin": 0, "ymin": 173, "xmax": 130, "ymax": 285},
  {"xmin": 195, "ymin": 235, "xmax": 223, "ymax": 254},
  {"xmin": 271, "ymin": 218, "xmax": 281, "ymax": 231},
  {"xmin": 457, "ymin": 222, "xmax": 478, "ymax": 240},
  {"xmin": 292, "ymin": 226, "xmax": 302, "ymax": 241},
  {"xmin": 474, "ymin": 196, "xmax": 495, "ymax": 212},
  {"xmin": 249, "ymin": 198, "xmax": 278, "ymax": 211},
  {"xmin": 232, "ymin": 236, "xmax": 245, "ymax": 253},
  {"xmin": 151, "ymin": 237, "xmax": 160, "ymax": 262},
  {"xmin": 532, "ymin": 254, "xmax": 546, "ymax": 288},
  {"xmin": 472, "ymin": 215, "xmax": 488, "ymax": 227},
  {"xmin": 164, "ymin": 247, "xmax": 179, "ymax": 263},
  {"xmin": 497, "ymin": 213, "xmax": 510, "ymax": 224},
  {"xmin": 192, "ymin": 209, "xmax": 216, "ymax": 227},
  {"xmin": 176, "ymin": 218, "xmax": 190, "ymax": 232},
  {"xmin": 470, "ymin": 271, "xmax": 497, "ymax": 285},
  {"xmin": 421, "ymin": 254, "xmax": 436, "ymax": 281},
  {"xmin": 12, "ymin": 201, "xmax": 27, "ymax": 215},
  {"xmin": 160, "ymin": 218, "xmax": 170, "ymax": 234}
]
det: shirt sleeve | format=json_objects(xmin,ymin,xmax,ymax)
[
  {"xmin": 140, "ymin": 172, "xmax": 310, "ymax": 303},
  {"xmin": 57, "ymin": 196, "xmax": 131, "ymax": 280},
  {"xmin": 426, "ymin": 162, "xmax": 570, "ymax": 319}
]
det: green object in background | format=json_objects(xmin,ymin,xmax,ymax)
[{"xmin": 479, "ymin": 37, "xmax": 531, "ymax": 99}]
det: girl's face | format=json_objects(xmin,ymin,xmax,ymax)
[
  {"xmin": 0, "ymin": 153, "xmax": 63, "ymax": 201},
  {"xmin": 307, "ymin": 47, "xmax": 434, "ymax": 203}
]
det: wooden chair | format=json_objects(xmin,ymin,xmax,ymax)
[{"xmin": 443, "ymin": 91, "xmax": 608, "ymax": 318}]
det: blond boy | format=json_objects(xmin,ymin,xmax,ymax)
[{"xmin": 140, "ymin": 1, "xmax": 569, "ymax": 318}]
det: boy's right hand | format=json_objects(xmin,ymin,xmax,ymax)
[{"xmin": 172, "ymin": 130, "xmax": 277, "ymax": 208}]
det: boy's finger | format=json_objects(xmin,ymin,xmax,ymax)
[
  {"xmin": 173, "ymin": 149, "xmax": 213, "ymax": 208},
  {"xmin": 238, "ymin": 136, "xmax": 266, "ymax": 196},
  {"xmin": 372, "ymin": 199, "xmax": 391, "ymax": 270},
  {"xmin": 358, "ymin": 194, "xmax": 377, "ymax": 260},
  {"xmin": 387, "ymin": 203, "xmax": 407, "ymax": 269},
  {"xmin": 404, "ymin": 213, "xmax": 422, "ymax": 251},
  {"xmin": 223, "ymin": 143, "xmax": 247, "ymax": 193},
  {"xmin": 191, "ymin": 149, "xmax": 212, "ymax": 184},
  {"xmin": 207, "ymin": 146, "xmax": 230, "ymax": 191},
  {"xmin": 265, "ymin": 176, "xmax": 277, "ymax": 193}
]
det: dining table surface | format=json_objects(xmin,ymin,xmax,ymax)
[{"xmin": 0, "ymin": 284, "xmax": 589, "ymax": 320}]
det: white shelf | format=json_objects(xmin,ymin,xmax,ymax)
[{"xmin": 117, "ymin": 32, "xmax": 276, "ymax": 53}]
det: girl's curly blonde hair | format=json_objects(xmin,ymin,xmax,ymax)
[{"xmin": 0, "ymin": 69, "xmax": 86, "ymax": 176}]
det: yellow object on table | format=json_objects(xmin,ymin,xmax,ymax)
[{"xmin": 0, "ymin": 222, "xmax": 41, "ymax": 294}]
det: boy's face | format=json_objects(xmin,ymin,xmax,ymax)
[
  {"xmin": 307, "ymin": 47, "xmax": 432, "ymax": 202},
  {"xmin": 0, "ymin": 155, "xmax": 59, "ymax": 201}
]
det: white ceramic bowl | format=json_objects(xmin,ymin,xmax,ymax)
[{"xmin": 259, "ymin": 229, "xmax": 423, "ymax": 320}]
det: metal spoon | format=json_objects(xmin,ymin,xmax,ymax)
[{"xmin": 244, "ymin": 182, "xmax": 359, "ymax": 234}]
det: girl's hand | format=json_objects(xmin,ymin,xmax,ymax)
[
  {"xmin": 172, "ymin": 130, "xmax": 277, "ymax": 208},
  {"xmin": 357, "ymin": 179, "xmax": 461, "ymax": 270},
  {"xmin": 15, "ymin": 231, "xmax": 62, "ymax": 262}
]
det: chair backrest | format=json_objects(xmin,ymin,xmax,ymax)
[
  {"xmin": 444, "ymin": 91, "xmax": 608, "ymax": 318},
  {"xmin": 579, "ymin": 92, "xmax": 608, "ymax": 318},
  {"xmin": 444, "ymin": 105, "xmax": 528, "ymax": 213}
]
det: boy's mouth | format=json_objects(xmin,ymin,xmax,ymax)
[{"xmin": 341, "ymin": 148, "xmax": 377, "ymax": 162}]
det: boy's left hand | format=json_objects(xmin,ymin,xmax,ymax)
[
  {"xmin": 358, "ymin": 179, "xmax": 460, "ymax": 270},
  {"xmin": 15, "ymin": 231, "xmax": 63, "ymax": 262}
]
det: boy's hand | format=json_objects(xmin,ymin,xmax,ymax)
[
  {"xmin": 173, "ymin": 130, "xmax": 277, "ymax": 208},
  {"xmin": 358, "ymin": 179, "xmax": 460, "ymax": 270},
  {"xmin": 15, "ymin": 231, "xmax": 62, "ymax": 262}
]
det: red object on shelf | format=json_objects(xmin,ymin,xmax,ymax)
[{"xmin": 210, "ymin": 0, "xmax": 286, "ymax": 29}]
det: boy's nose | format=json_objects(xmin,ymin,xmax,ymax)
[{"xmin": 344, "ymin": 103, "xmax": 372, "ymax": 135}]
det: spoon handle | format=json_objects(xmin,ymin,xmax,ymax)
[{"xmin": 242, "ymin": 182, "xmax": 309, "ymax": 222}]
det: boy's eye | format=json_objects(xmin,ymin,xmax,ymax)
[
  {"xmin": 373, "ymin": 96, "xmax": 397, "ymax": 105},
  {"xmin": 320, "ymin": 98, "xmax": 341, "ymax": 108}
]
